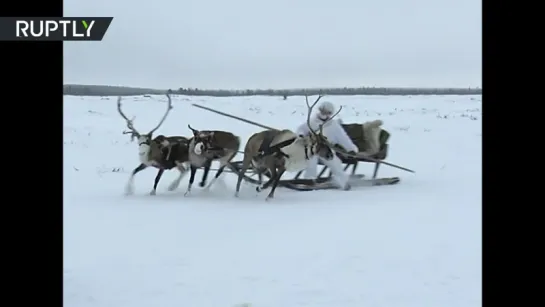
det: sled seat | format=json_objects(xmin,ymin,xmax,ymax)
[{"xmin": 338, "ymin": 144, "xmax": 388, "ymax": 179}]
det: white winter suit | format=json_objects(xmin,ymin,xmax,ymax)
[{"xmin": 295, "ymin": 101, "xmax": 358, "ymax": 189}]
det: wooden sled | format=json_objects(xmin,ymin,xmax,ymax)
[
  {"xmin": 228, "ymin": 142, "xmax": 400, "ymax": 192},
  {"xmin": 291, "ymin": 128, "xmax": 400, "ymax": 183}
]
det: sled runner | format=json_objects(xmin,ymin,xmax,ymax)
[{"xmin": 228, "ymin": 160, "xmax": 400, "ymax": 192}]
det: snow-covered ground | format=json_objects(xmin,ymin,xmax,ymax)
[{"xmin": 63, "ymin": 94, "xmax": 482, "ymax": 307}]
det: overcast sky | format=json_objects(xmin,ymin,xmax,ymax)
[{"xmin": 64, "ymin": 0, "xmax": 481, "ymax": 89}]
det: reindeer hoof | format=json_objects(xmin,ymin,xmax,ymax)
[
  {"xmin": 150, "ymin": 190, "xmax": 156, "ymax": 196},
  {"xmin": 199, "ymin": 182, "xmax": 206, "ymax": 188},
  {"xmin": 184, "ymin": 191, "xmax": 191, "ymax": 197},
  {"xmin": 266, "ymin": 195, "xmax": 274, "ymax": 201},
  {"xmin": 235, "ymin": 192, "xmax": 239, "ymax": 198},
  {"xmin": 256, "ymin": 186, "xmax": 261, "ymax": 192}
]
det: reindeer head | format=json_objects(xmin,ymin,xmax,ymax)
[
  {"xmin": 304, "ymin": 94, "xmax": 343, "ymax": 161},
  {"xmin": 117, "ymin": 91, "xmax": 173, "ymax": 146},
  {"xmin": 309, "ymin": 134, "xmax": 335, "ymax": 160},
  {"xmin": 187, "ymin": 125, "xmax": 215, "ymax": 155}
]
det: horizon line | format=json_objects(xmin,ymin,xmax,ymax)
[{"xmin": 64, "ymin": 84, "xmax": 482, "ymax": 91}]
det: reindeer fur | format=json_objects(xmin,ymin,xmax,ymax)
[
  {"xmin": 235, "ymin": 129, "xmax": 328, "ymax": 199},
  {"xmin": 137, "ymin": 135, "xmax": 167, "ymax": 167},
  {"xmin": 185, "ymin": 128, "xmax": 241, "ymax": 194},
  {"xmin": 360, "ymin": 119, "xmax": 383, "ymax": 156},
  {"xmin": 233, "ymin": 95, "xmax": 344, "ymax": 199},
  {"xmin": 117, "ymin": 92, "xmax": 191, "ymax": 195},
  {"xmin": 126, "ymin": 136, "xmax": 190, "ymax": 196},
  {"xmin": 341, "ymin": 119, "xmax": 384, "ymax": 156}
]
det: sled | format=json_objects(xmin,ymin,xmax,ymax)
[
  {"xmin": 226, "ymin": 128, "xmax": 401, "ymax": 191},
  {"xmin": 293, "ymin": 128, "xmax": 399, "ymax": 182}
]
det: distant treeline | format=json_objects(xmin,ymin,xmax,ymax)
[
  {"xmin": 64, "ymin": 84, "xmax": 482, "ymax": 97},
  {"xmin": 175, "ymin": 87, "xmax": 481, "ymax": 97}
]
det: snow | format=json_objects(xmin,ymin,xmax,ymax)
[{"xmin": 63, "ymin": 94, "xmax": 482, "ymax": 307}]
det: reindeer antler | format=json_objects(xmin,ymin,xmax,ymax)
[
  {"xmin": 117, "ymin": 96, "xmax": 140, "ymax": 140},
  {"xmin": 305, "ymin": 94, "xmax": 323, "ymax": 137},
  {"xmin": 305, "ymin": 95, "xmax": 342, "ymax": 134},
  {"xmin": 148, "ymin": 91, "xmax": 174, "ymax": 135},
  {"xmin": 187, "ymin": 124, "xmax": 199, "ymax": 135},
  {"xmin": 304, "ymin": 94, "xmax": 342, "ymax": 145}
]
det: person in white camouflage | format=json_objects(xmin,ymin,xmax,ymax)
[{"xmin": 295, "ymin": 100, "xmax": 358, "ymax": 190}]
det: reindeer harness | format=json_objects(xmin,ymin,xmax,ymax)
[{"xmin": 256, "ymin": 132, "xmax": 313, "ymax": 160}]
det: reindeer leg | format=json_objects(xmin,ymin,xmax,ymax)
[
  {"xmin": 204, "ymin": 164, "xmax": 224, "ymax": 191},
  {"xmin": 235, "ymin": 157, "xmax": 253, "ymax": 197},
  {"xmin": 266, "ymin": 168, "xmax": 286, "ymax": 200},
  {"xmin": 257, "ymin": 168, "xmax": 276, "ymax": 192},
  {"xmin": 199, "ymin": 159, "xmax": 213, "ymax": 187},
  {"xmin": 125, "ymin": 163, "xmax": 147, "ymax": 195},
  {"xmin": 185, "ymin": 165, "xmax": 198, "ymax": 196},
  {"xmin": 206, "ymin": 153, "xmax": 236, "ymax": 191},
  {"xmin": 150, "ymin": 169, "xmax": 165, "ymax": 195},
  {"xmin": 168, "ymin": 162, "xmax": 187, "ymax": 191}
]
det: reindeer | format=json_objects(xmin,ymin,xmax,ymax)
[
  {"xmin": 117, "ymin": 92, "xmax": 190, "ymax": 196},
  {"xmin": 235, "ymin": 95, "xmax": 341, "ymax": 200},
  {"xmin": 185, "ymin": 125, "xmax": 241, "ymax": 195}
]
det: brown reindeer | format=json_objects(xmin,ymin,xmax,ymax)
[
  {"xmin": 184, "ymin": 125, "xmax": 241, "ymax": 195},
  {"xmin": 235, "ymin": 95, "xmax": 342, "ymax": 200},
  {"xmin": 117, "ymin": 92, "xmax": 190, "ymax": 195}
]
